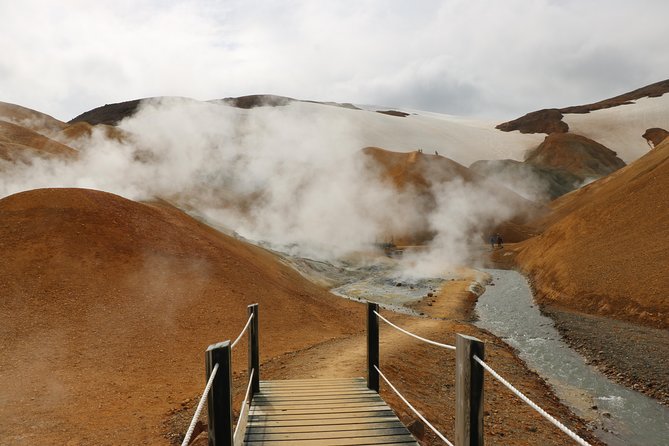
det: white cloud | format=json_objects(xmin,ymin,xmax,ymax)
[{"xmin": 1, "ymin": 0, "xmax": 668, "ymax": 121}]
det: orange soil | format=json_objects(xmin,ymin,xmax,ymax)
[
  {"xmin": 362, "ymin": 147, "xmax": 541, "ymax": 245},
  {"xmin": 0, "ymin": 101, "xmax": 66, "ymax": 134},
  {"xmin": 173, "ymin": 280, "xmax": 601, "ymax": 446},
  {"xmin": 0, "ymin": 188, "xmax": 603, "ymax": 446},
  {"xmin": 0, "ymin": 188, "xmax": 360, "ymax": 445},
  {"xmin": 525, "ymin": 133, "xmax": 625, "ymax": 178},
  {"xmin": 57, "ymin": 121, "xmax": 127, "ymax": 145},
  {"xmin": 0, "ymin": 121, "xmax": 78, "ymax": 162},
  {"xmin": 516, "ymin": 139, "xmax": 669, "ymax": 328},
  {"xmin": 362, "ymin": 146, "xmax": 475, "ymax": 190}
]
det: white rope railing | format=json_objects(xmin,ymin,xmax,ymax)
[
  {"xmin": 374, "ymin": 310, "xmax": 456, "ymax": 350},
  {"xmin": 181, "ymin": 363, "xmax": 219, "ymax": 446},
  {"xmin": 375, "ymin": 365, "xmax": 454, "ymax": 446},
  {"xmin": 231, "ymin": 313, "xmax": 254, "ymax": 349},
  {"xmin": 473, "ymin": 355, "xmax": 592, "ymax": 446},
  {"xmin": 233, "ymin": 368, "xmax": 256, "ymax": 445}
]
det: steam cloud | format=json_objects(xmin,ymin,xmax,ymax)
[{"xmin": 0, "ymin": 98, "xmax": 532, "ymax": 276}]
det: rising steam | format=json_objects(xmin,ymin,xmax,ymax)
[{"xmin": 0, "ymin": 98, "xmax": 534, "ymax": 276}]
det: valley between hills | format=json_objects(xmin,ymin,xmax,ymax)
[{"xmin": 1, "ymin": 80, "xmax": 668, "ymax": 445}]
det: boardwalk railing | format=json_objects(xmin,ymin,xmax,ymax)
[
  {"xmin": 367, "ymin": 302, "xmax": 591, "ymax": 446},
  {"xmin": 183, "ymin": 301, "xmax": 591, "ymax": 446},
  {"xmin": 181, "ymin": 303, "xmax": 258, "ymax": 446}
]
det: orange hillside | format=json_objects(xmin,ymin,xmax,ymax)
[
  {"xmin": 0, "ymin": 120, "xmax": 78, "ymax": 162},
  {"xmin": 0, "ymin": 101, "xmax": 66, "ymax": 134},
  {"xmin": 362, "ymin": 146, "xmax": 542, "ymax": 244},
  {"xmin": 516, "ymin": 139, "xmax": 669, "ymax": 328},
  {"xmin": 0, "ymin": 188, "xmax": 360, "ymax": 445}
]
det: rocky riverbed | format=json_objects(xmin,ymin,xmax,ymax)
[{"xmin": 542, "ymin": 306, "xmax": 669, "ymax": 406}]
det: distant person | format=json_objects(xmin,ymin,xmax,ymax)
[
  {"xmin": 496, "ymin": 233, "xmax": 503, "ymax": 248},
  {"xmin": 435, "ymin": 150, "xmax": 439, "ymax": 156},
  {"xmin": 489, "ymin": 234, "xmax": 496, "ymax": 249}
]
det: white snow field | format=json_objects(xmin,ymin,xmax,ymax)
[
  {"xmin": 252, "ymin": 100, "xmax": 546, "ymax": 166},
  {"xmin": 562, "ymin": 94, "xmax": 669, "ymax": 163}
]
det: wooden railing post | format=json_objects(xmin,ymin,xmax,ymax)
[
  {"xmin": 248, "ymin": 303, "xmax": 260, "ymax": 395},
  {"xmin": 367, "ymin": 302, "xmax": 379, "ymax": 392},
  {"xmin": 206, "ymin": 341, "xmax": 233, "ymax": 446},
  {"xmin": 455, "ymin": 334, "xmax": 485, "ymax": 446}
]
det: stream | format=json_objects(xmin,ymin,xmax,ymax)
[{"xmin": 475, "ymin": 269, "xmax": 669, "ymax": 446}]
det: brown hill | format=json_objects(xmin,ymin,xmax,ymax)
[
  {"xmin": 515, "ymin": 138, "xmax": 669, "ymax": 328},
  {"xmin": 0, "ymin": 188, "xmax": 360, "ymax": 444},
  {"xmin": 69, "ymin": 98, "xmax": 145, "ymax": 125},
  {"xmin": 496, "ymin": 78, "xmax": 669, "ymax": 134},
  {"xmin": 495, "ymin": 108, "xmax": 569, "ymax": 134},
  {"xmin": 525, "ymin": 133, "xmax": 625, "ymax": 179},
  {"xmin": 69, "ymin": 95, "xmax": 295, "ymax": 126},
  {"xmin": 57, "ymin": 121, "xmax": 128, "ymax": 146},
  {"xmin": 471, "ymin": 134, "xmax": 626, "ymax": 201},
  {"xmin": 469, "ymin": 159, "xmax": 582, "ymax": 201},
  {"xmin": 0, "ymin": 101, "xmax": 66, "ymax": 134},
  {"xmin": 362, "ymin": 146, "xmax": 475, "ymax": 189},
  {"xmin": 220, "ymin": 94, "xmax": 295, "ymax": 109},
  {"xmin": 642, "ymin": 127, "xmax": 669, "ymax": 147},
  {"xmin": 0, "ymin": 120, "xmax": 78, "ymax": 163},
  {"xmin": 362, "ymin": 147, "xmax": 542, "ymax": 244}
]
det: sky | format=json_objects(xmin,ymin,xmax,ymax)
[{"xmin": 1, "ymin": 0, "xmax": 668, "ymax": 122}]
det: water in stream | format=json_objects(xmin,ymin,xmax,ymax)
[{"xmin": 475, "ymin": 269, "xmax": 669, "ymax": 446}]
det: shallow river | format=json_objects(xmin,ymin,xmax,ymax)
[{"xmin": 475, "ymin": 269, "xmax": 669, "ymax": 446}]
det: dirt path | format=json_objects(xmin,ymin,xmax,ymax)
[{"xmin": 168, "ymin": 280, "xmax": 603, "ymax": 446}]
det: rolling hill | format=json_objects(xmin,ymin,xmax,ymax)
[
  {"xmin": 0, "ymin": 120, "xmax": 77, "ymax": 163},
  {"xmin": 361, "ymin": 147, "xmax": 542, "ymax": 244},
  {"xmin": 515, "ymin": 138, "xmax": 669, "ymax": 328},
  {"xmin": 0, "ymin": 188, "xmax": 360, "ymax": 444}
]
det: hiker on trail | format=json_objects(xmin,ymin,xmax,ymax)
[
  {"xmin": 496, "ymin": 233, "xmax": 503, "ymax": 248},
  {"xmin": 489, "ymin": 234, "xmax": 496, "ymax": 249}
]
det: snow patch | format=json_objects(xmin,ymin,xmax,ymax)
[{"xmin": 563, "ymin": 95, "xmax": 669, "ymax": 163}]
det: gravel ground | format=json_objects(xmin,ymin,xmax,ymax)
[{"xmin": 542, "ymin": 306, "xmax": 669, "ymax": 406}]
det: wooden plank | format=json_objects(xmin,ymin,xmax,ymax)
[
  {"xmin": 256, "ymin": 388, "xmax": 374, "ymax": 394},
  {"xmin": 257, "ymin": 386, "xmax": 367, "ymax": 393},
  {"xmin": 246, "ymin": 427, "xmax": 411, "ymax": 441},
  {"xmin": 250, "ymin": 405, "xmax": 391, "ymax": 416},
  {"xmin": 259, "ymin": 383, "xmax": 369, "ymax": 389},
  {"xmin": 246, "ymin": 416, "xmax": 401, "ymax": 428},
  {"xmin": 259, "ymin": 384, "xmax": 368, "ymax": 390},
  {"xmin": 245, "ymin": 421, "xmax": 406, "ymax": 434},
  {"xmin": 250, "ymin": 401, "xmax": 389, "ymax": 410},
  {"xmin": 253, "ymin": 397, "xmax": 378, "ymax": 407},
  {"xmin": 255, "ymin": 391, "xmax": 376, "ymax": 398},
  {"xmin": 248, "ymin": 410, "xmax": 396, "ymax": 421},
  {"xmin": 244, "ymin": 434, "xmax": 417, "ymax": 445},
  {"xmin": 243, "ymin": 378, "xmax": 418, "ymax": 445},
  {"xmin": 260, "ymin": 378, "xmax": 365, "ymax": 384},
  {"xmin": 253, "ymin": 392, "xmax": 380, "ymax": 402},
  {"xmin": 260, "ymin": 378, "xmax": 364, "ymax": 383}
]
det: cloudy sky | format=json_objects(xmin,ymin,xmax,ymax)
[{"xmin": 2, "ymin": 0, "xmax": 668, "ymax": 121}]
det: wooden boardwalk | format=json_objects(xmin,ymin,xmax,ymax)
[{"xmin": 243, "ymin": 377, "xmax": 419, "ymax": 445}]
